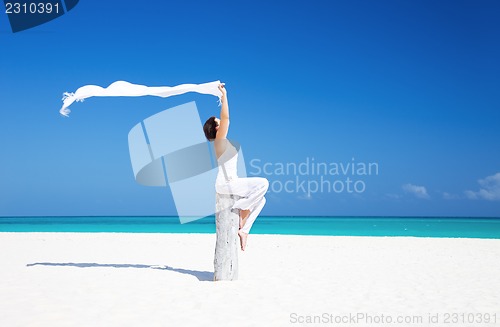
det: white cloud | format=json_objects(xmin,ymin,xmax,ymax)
[
  {"xmin": 465, "ymin": 172, "xmax": 500, "ymax": 201},
  {"xmin": 443, "ymin": 192, "xmax": 460, "ymax": 200},
  {"xmin": 402, "ymin": 183, "xmax": 430, "ymax": 199},
  {"xmin": 385, "ymin": 193, "xmax": 402, "ymax": 200},
  {"xmin": 464, "ymin": 190, "xmax": 478, "ymax": 200},
  {"xmin": 297, "ymin": 193, "xmax": 313, "ymax": 200}
]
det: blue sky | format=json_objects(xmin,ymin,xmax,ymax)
[{"xmin": 0, "ymin": 0, "xmax": 499, "ymax": 217}]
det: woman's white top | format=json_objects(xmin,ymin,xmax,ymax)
[{"xmin": 216, "ymin": 140, "xmax": 239, "ymax": 185}]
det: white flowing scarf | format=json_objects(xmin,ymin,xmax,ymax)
[{"xmin": 59, "ymin": 80, "xmax": 222, "ymax": 117}]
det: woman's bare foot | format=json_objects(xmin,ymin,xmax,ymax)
[
  {"xmin": 239, "ymin": 209, "xmax": 250, "ymax": 229},
  {"xmin": 238, "ymin": 230, "xmax": 248, "ymax": 251}
]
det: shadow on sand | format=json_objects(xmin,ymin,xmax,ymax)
[{"xmin": 27, "ymin": 262, "xmax": 213, "ymax": 281}]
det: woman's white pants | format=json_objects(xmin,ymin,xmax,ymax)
[{"xmin": 215, "ymin": 177, "xmax": 269, "ymax": 234}]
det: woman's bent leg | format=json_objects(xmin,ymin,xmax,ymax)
[
  {"xmin": 230, "ymin": 177, "xmax": 268, "ymax": 211},
  {"xmin": 215, "ymin": 177, "xmax": 269, "ymax": 234},
  {"xmin": 240, "ymin": 197, "xmax": 266, "ymax": 234}
]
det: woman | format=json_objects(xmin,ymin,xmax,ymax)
[{"xmin": 203, "ymin": 83, "xmax": 269, "ymax": 251}]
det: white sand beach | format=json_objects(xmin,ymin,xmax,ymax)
[{"xmin": 1, "ymin": 233, "xmax": 499, "ymax": 326}]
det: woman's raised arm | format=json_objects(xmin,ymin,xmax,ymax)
[{"xmin": 215, "ymin": 83, "xmax": 229, "ymax": 140}]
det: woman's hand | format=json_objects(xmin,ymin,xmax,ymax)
[{"xmin": 218, "ymin": 83, "xmax": 227, "ymax": 98}]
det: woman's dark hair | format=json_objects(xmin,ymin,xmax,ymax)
[{"xmin": 203, "ymin": 116, "xmax": 218, "ymax": 140}]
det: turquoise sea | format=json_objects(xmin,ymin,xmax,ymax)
[{"xmin": 1, "ymin": 216, "xmax": 500, "ymax": 238}]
